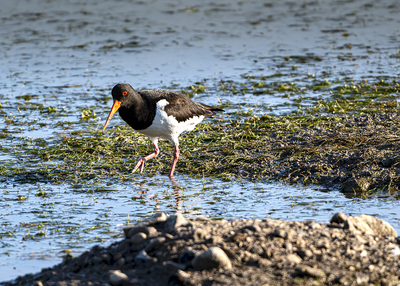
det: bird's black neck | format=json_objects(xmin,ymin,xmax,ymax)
[{"xmin": 118, "ymin": 91, "xmax": 156, "ymax": 130}]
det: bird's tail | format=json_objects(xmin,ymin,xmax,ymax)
[{"xmin": 197, "ymin": 102, "xmax": 224, "ymax": 118}]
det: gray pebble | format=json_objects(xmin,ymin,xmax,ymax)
[
  {"xmin": 178, "ymin": 249, "xmax": 197, "ymax": 264},
  {"xmin": 250, "ymin": 245, "xmax": 264, "ymax": 256},
  {"xmin": 330, "ymin": 212, "xmax": 348, "ymax": 224},
  {"xmin": 147, "ymin": 226, "xmax": 158, "ymax": 237},
  {"xmin": 165, "ymin": 213, "xmax": 189, "ymax": 231},
  {"xmin": 191, "ymin": 247, "xmax": 232, "ymax": 270},
  {"xmin": 125, "ymin": 255, "xmax": 133, "ymax": 263},
  {"xmin": 130, "ymin": 232, "xmax": 147, "ymax": 244},
  {"xmin": 161, "ymin": 261, "xmax": 186, "ymax": 274},
  {"xmin": 356, "ymin": 273, "xmax": 369, "ymax": 284},
  {"xmin": 115, "ymin": 257, "xmax": 125, "ymax": 268},
  {"xmin": 193, "ymin": 228, "xmax": 207, "ymax": 242},
  {"xmin": 176, "ymin": 269, "xmax": 191, "ymax": 283},
  {"xmin": 297, "ymin": 249, "xmax": 313, "ymax": 259},
  {"xmin": 284, "ymin": 242, "xmax": 293, "ymax": 253},
  {"xmin": 109, "ymin": 270, "xmax": 128, "ymax": 286},
  {"xmin": 151, "ymin": 212, "xmax": 167, "ymax": 223},
  {"xmin": 344, "ymin": 214, "xmax": 398, "ymax": 237},
  {"xmin": 145, "ymin": 237, "xmax": 166, "ymax": 253},
  {"xmin": 124, "ymin": 224, "xmax": 149, "ymax": 238},
  {"xmin": 135, "ymin": 250, "xmax": 158, "ymax": 266},
  {"xmin": 243, "ymin": 224, "xmax": 262, "ymax": 233},
  {"xmin": 286, "ymin": 253, "xmax": 302, "ymax": 264},
  {"xmin": 301, "ymin": 266, "xmax": 325, "ymax": 278}
]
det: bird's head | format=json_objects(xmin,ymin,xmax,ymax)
[
  {"xmin": 111, "ymin": 83, "xmax": 135, "ymax": 102},
  {"xmin": 102, "ymin": 83, "xmax": 135, "ymax": 132}
]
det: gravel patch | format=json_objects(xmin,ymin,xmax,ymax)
[{"xmin": 3, "ymin": 212, "xmax": 399, "ymax": 286}]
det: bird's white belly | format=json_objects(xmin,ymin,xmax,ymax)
[{"xmin": 139, "ymin": 99, "xmax": 204, "ymax": 146}]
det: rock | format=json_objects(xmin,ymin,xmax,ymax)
[
  {"xmin": 330, "ymin": 212, "xmax": 348, "ymax": 224},
  {"xmin": 130, "ymin": 232, "xmax": 147, "ymax": 244},
  {"xmin": 125, "ymin": 255, "xmax": 133, "ymax": 263},
  {"xmin": 301, "ymin": 266, "xmax": 325, "ymax": 278},
  {"xmin": 258, "ymin": 258, "xmax": 272, "ymax": 268},
  {"xmin": 232, "ymin": 232, "xmax": 247, "ymax": 242},
  {"xmin": 196, "ymin": 216, "xmax": 210, "ymax": 221},
  {"xmin": 368, "ymin": 265, "xmax": 375, "ymax": 272},
  {"xmin": 309, "ymin": 222, "xmax": 322, "ymax": 229},
  {"xmin": 275, "ymin": 228, "xmax": 287, "ymax": 238},
  {"xmin": 165, "ymin": 233, "xmax": 174, "ymax": 240},
  {"xmin": 109, "ymin": 270, "xmax": 128, "ymax": 286},
  {"xmin": 165, "ymin": 213, "xmax": 189, "ymax": 231},
  {"xmin": 360, "ymin": 250, "xmax": 368, "ymax": 257},
  {"xmin": 124, "ymin": 224, "xmax": 149, "ymax": 238},
  {"xmin": 250, "ymin": 244, "xmax": 264, "ymax": 256},
  {"xmin": 92, "ymin": 255, "xmax": 103, "ymax": 265},
  {"xmin": 275, "ymin": 228, "xmax": 295, "ymax": 240},
  {"xmin": 221, "ymin": 246, "xmax": 240, "ymax": 262},
  {"xmin": 34, "ymin": 282, "xmax": 43, "ymax": 286},
  {"xmin": 101, "ymin": 253, "xmax": 112, "ymax": 265},
  {"xmin": 210, "ymin": 235, "xmax": 223, "ymax": 245},
  {"xmin": 356, "ymin": 273, "xmax": 369, "ymax": 284},
  {"xmin": 320, "ymin": 230, "xmax": 331, "ymax": 238},
  {"xmin": 191, "ymin": 247, "xmax": 232, "ymax": 270},
  {"xmin": 151, "ymin": 212, "xmax": 167, "ymax": 223},
  {"xmin": 242, "ymin": 224, "xmax": 262, "ymax": 233},
  {"xmin": 145, "ymin": 237, "xmax": 166, "ymax": 253},
  {"xmin": 161, "ymin": 261, "xmax": 186, "ymax": 274},
  {"xmin": 240, "ymin": 251, "xmax": 262, "ymax": 265},
  {"xmin": 344, "ymin": 215, "xmax": 397, "ymax": 236},
  {"xmin": 176, "ymin": 269, "xmax": 191, "ymax": 283},
  {"xmin": 193, "ymin": 228, "xmax": 207, "ymax": 242},
  {"xmin": 284, "ymin": 242, "xmax": 293, "ymax": 253},
  {"xmin": 391, "ymin": 245, "xmax": 400, "ymax": 256},
  {"xmin": 113, "ymin": 253, "xmax": 123, "ymax": 261},
  {"xmin": 338, "ymin": 276, "xmax": 353, "ymax": 285},
  {"xmin": 168, "ymin": 269, "xmax": 191, "ymax": 285},
  {"xmin": 178, "ymin": 249, "xmax": 197, "ymax": 264},
  {"xmin": 147, "ymin": 226, "xmax": 158, "ymax": 237},
  {"xmin": 134, "ymin": 250, "xmax": 157, "ymax": 266},
  {"xmin": 115, "ymin": 257, "xmax": 125, "ymax": 267},
  {"xmin": 286, "ymin": 253, "xmax": 302, "ymax": 264},
  {"xmin": 354, "ymin": 234, "xmax": 367, "ymax": 244}
]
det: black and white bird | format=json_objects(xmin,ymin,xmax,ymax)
[{"xmin": 102, "ymin": 83, "xmax": 224, "ymax": 178}]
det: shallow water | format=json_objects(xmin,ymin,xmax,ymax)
[{"xmin": 1, "ymin": 0, "xmax": 400, "ymax": 282}]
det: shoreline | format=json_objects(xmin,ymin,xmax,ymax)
[{"xmin": 3, "ymin": 212, "xmax": 399, "ymax": 285}]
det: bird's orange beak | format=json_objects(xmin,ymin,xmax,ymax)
[{"xmin": 102, "ymin": 100, "xmax": 121, "ymax": 132}]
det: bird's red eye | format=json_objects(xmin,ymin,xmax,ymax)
[{"xmin": 122, "ymin": 91, "xmax": 127, "ymax": 96}]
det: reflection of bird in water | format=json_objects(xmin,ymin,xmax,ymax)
[
  {"xmin": 135, "ymin": 185, "xmax": 181, "ymax": 210},
  {"xmin": 174, "ymin": 189, "xmax": 182, "ymax": 210},
  {"xmin": 102, "ymin": 83, "xmax": 224, "ymax": 180}
]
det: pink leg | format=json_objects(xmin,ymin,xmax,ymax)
[
  {"xmin": 132, "ymin": 143, "xmax": 160, "ymax": 173},
  {"xmin": 168, "ymin": 146, "xmax": 180, "ymax": 178}
]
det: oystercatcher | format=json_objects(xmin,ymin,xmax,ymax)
[{"xmin": 102, "ymin": 83, "xmax": 224, "ymax": 178}]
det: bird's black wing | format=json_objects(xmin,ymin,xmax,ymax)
[{"xmin": 139, "ymin": 89, "xmax": 223, "ymax": 123}]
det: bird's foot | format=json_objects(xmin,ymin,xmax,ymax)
[
  {"xmin": 132, "ymin": 158, "xmax": 146, "ymax": 173},
  {"xmin": 169, "ymin": 176, "xmax": 177, "ymax": 186}
]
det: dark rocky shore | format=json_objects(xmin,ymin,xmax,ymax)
[{"xmin": 3, "ymin": 212, "xmax": 399, "ymax": 286}]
